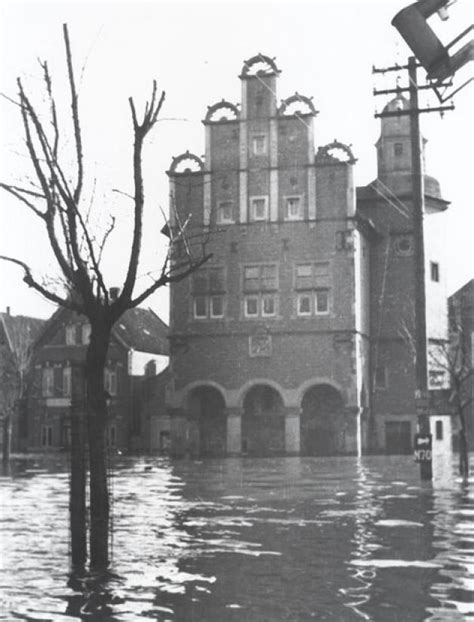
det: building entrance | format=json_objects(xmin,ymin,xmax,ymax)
[
  {"xmin": 187, "ymin": 386, "xmax": 226, "ymax": 457},
  {"xmin": 242, "ymin": 385, "xmax": 285, "ymax": 455},
  {"xmin": 301, "ymin": 385, "xmax": 344, "ymax": 455}
]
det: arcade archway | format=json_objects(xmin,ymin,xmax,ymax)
[
  {"xmin": 301, "ymin": 384, "xmax": 345, "ymax": 455},
  {"xmin": 242, "ymin": 385, "xmax": 285, "ymax": 455},
  {"xmin": 187, "ymin": 386, "xmax": 226, "ymax": 457}
]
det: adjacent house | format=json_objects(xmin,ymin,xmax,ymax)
[
  {"xmin": 25, "ymin": 305, "xmax": 169, "ymax": 452},
  {"xmin": 0, "ymin": 308, "xmax": 46, "ymax": 451}
]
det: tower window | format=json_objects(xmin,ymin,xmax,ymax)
[
  {"xmin": 252, "ymin": 135, "xmax": 267, "ymax": 155},
  {"xmin": 394, "ymin": 143, "xmax": 403, "ymax": 157},
  {"xmin": 284, "ymin": 196, "xmax": 302, "ymax": 221},
  {"xmin": 217, "ymin": 201, "xmax": 234, "ymax": 224},
  {"xmin": 430, "ymin": 261, "xmax": 440, "ymax": 282},
  {"xmin": 250, "ymin": 196, "xmax": 268, "ymax": 221}
]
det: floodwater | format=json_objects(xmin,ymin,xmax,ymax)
[{"xmin": 0, "ymin": 454, "xmax": 473, "ymax": 621}]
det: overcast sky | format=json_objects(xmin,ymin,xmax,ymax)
[{"xmin": 0, "ymin": 0, "xmax": 473, "ymax": 321}]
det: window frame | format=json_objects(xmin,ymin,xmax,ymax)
[
  {"xmin": 250, "ymin": 195, "xmax": 269, "ymax": 222},
  {"xmin": 430, "ymin": 261, "xmax": 440, "ymax": 282},
  {"xmin": 65, "ymin": 325, "xmax": 76, "ymax": 345},
  {"xmin": 42, "ymin": 367, "xmax": 54, "ymax": 397},
  {"xmin": 62, "ymin": 366, "xmax": 72, "ymax": 397},
  {"xmin": 314, "ymin": 289, "xmax": 330, "ymax": 315},
  {"xmin": 284, "ymin": 195, "xmax": 303, "ymax": 221},
  {"xmin": 217, "ymin": 200, "xmax": 234, "ymax": 224},
  {"xmin": 252, "ymin": 134, "xmax": 267, "ymax": 156},
  {"xmin": 261, "ymin": 294, "xmax": 277, "ymax": 317},
  {"xmin": 193, "ymin": 295, "xmax": 208, "ymax": 319},
  {"xmin": 244, "ymin": 295, "xmax": 260, "ymax": 318},
  {"xmin": 210, "ymin": 295, "xmax": 224, "ymax": 318},
  {"xmin": 297, "ymin": 293, "xmax": 312, "ymax": 316}
]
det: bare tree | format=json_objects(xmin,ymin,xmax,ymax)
[
  {"xmin": 0, "ymin": 315, "xmax": 37, "ymax": 469},
  {"xmin": 429, "ymin": 327, "xmax": 472, "ymax": 479},
  {"xmin": 0, "ymin": 25, "xmax": 211, "ymax": 570}
]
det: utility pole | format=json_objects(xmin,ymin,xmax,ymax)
[{"xmin": 373, "ymin": 57, "xmax": 454, "ymax": 480}]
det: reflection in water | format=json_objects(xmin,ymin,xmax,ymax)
[{"xmin": 0, "ymin": 454, "xmax": 473, "ymax": 621}]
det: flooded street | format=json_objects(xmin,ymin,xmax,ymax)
[{"xmin": 1, "ymin": 455, "xmax": 473, "ymax": 621}]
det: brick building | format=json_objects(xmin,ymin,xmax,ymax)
[
  {"xmin": 25, "ymin": 305, "xmax": 169, "ymax": 453},
  {"xmin": 166, "ymin": 54, "xmax": 450, "ymax": 458}
]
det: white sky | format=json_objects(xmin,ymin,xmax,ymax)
[{"xmin": 0, "ymin": 0, "xmax": 473, "ymax": 322}]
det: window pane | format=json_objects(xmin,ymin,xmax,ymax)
[
  {"xmin": 296, "ymin": 264, "xmax": 313, "ymax": 290},
  {"xmin": 314, "ymin": 263, "xmax": 329, "ymax": 288},
  {"xmin": 218, "ymin": 201, "xmax": 233, "ymax": 223},
  {"xmin": 253, "ymin": 135, "xmax": 267, "ymax": 155},
  {"xmin": 245, "ymin": 297, "xmax": 258, "ymax": 316},
  {"xmin": 210, "ymin": 296, "xmax": 224, "ymax": 317},
  {"xmin": 81, "ymin": 324, "xmax": 91, "ymax": 344},
  {"xmin": 285, "ymin": 197, "xmax": 301, "ymax": 220},
  {"xmin": 315, "ymin": 290, "xmax": 329, "ymax": 313},
  {"xmin": 262, "ymin": 295, "xmax": 276, "ymax": 316},
  {"xmin": 244, "ymin": 266, "xmax": 260, "ymax": 291},
  {"xmin": 252, "ymin": 198, "xmax": 267, "ymax": 220},
  {"xmin": 63, "ymin": 367, "xmax": 71, "ymax": 397},
  {"xmin": 194, "ymin": 296, "xmax": 207, "ymax": 318},
  {"xmin": 65, "ymin": 326, "xmax": 76, "ymax": 345},
  {"xmin": 298, "ymin": 295, "xmax": 311, "ymax": 315}
]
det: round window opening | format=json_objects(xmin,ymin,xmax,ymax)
[{"xmin": 395, "ymin": 235, "xmax": 413, "ymax": 255}]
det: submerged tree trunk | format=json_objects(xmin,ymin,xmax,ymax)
[
  {"xmin": 2, "ymin": 414, "xmax": 11, "ymax": 473},
  {"xmin": 458, "ymin": 410, "xmax": 469, "ymax": 479},
  {"xmin": 69, "ymin": 365, "xmax": 87, "ymax": 569},
  {"xmin": 86, "ymin": 319, "xmax": 112, "ymax": 571}
]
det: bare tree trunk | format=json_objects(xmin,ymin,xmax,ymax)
[
  {"xmin": 69, "ymin": 366, "xmax": 87, "ymax": 569},
  {"xmin": 2, "ymin": 414, "xmax": 11, "ymax": 473},
  {"xmin": 458, "ymin": 410, "xmax": 469, "ymax": 479},
  {"xmin": 86, "ymin": 321, "xmax": 112, "ymax": 571}
]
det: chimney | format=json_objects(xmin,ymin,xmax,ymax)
[
  {"xmin": 109, "ymin": 287, "xmax": 120, "ymax": 302},
  {"xmin": 6, "ymin": 306, "xmax": 10, "ymax": 316}
]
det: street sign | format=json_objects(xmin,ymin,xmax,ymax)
[{"xmin": 414, "ymin": 433, "xmax": 432, "ymax": 463}]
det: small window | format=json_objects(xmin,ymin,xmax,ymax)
[
  {"xmin": 65, "ymin": 325, "xmax": 76, "ymax": 345},
  {"xmin": 81, "ymin": 323, "xmax": 91, "ymax": 345},
  {"xmin": 105, "ymin": 368, "xmax": 117, "ymax": 396},
  {"xmin": 42, "ymin": 368, "xmax": 54, "ymax": 397},
  {"xmin": 63, "ymin": 366, "xmax": 72, "ymax": 397},
  {"xmin": 41, "ymin": 424, "xmax": 53, "ymax": 447},
  {"xmin": 297, "ymin": 294, "xmax": 312, "ymax": 316},
  {"xmin": 394, "ymin": 235, "xmax": 413, "ymax": 256},
  {"xmin": 262, "ymin": 295, "xmax": 276, "ymax": 317},
  {"xmin": 435, "ymin": 420, "xmax": 443, "ymax": 440},
  {"xmin": 430, "ymin": 261, "xmax": 440, "ymax": 282},
  {"xmin": 245, "ymin": 296, "xmax": 259, "ymax": 317},
  {"xmin": 394, "ymin": 142, "xmax": 403, "ymax": 157},
  {"xmin": 217, "ymin": 201, "xmax": 233, "ymax": 224},
  {"xmin": 252, "ymin": 135, "xmax": 267, "ymax": 155},
  {"xmin": 285, "ymin": 196, "xmax": 302, "ymax": 221},
  {"xmin": 194, "ymin": 296, "xmax": 207, "ymax": 318},
  {"xmin": 250, "ymin": 196, "xmax": 268, "ymax": 221},
  {"xmin": 315, "ymin": 290, "xmax": 329, "ymax": 314},
  {"xmin": 210, "ymin": 295, "xmax": 224, "ymax": 318}
]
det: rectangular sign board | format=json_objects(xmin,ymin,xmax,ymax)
[{"xmin": 414, "ymin": 433, "xmax": 432, "ymax": 463}]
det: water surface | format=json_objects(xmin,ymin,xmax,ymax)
[{"xmin": 1, "ymin": 455, "xmax": 473, "ymax": 621}]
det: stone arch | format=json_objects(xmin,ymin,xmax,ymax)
[
  {"xmin": 315, "ymin": 141, "xmax": 356, "ymax": 166},
  {"xmin": 169, "ymin": 151, "xmax": 205, "ymax": 174},
  {"xmin": 205, "ymin": 100, "xmax": 239, "ymax": 123},
  {"xmin": 300, "ymin": 384, "xmax": 345, "ymax": 456},
  {"xmin": 241, "ymin": 54, "xmax": 280, "ymax": 77},
  {"xmin": 186, "ymin": 384, "xmax": 227, "ymax": 457},
  {"xmin": 242, "ymin": 383, "xmax": 285, "ymax": 456},
  {"xmin": 278, "ymin": 93, "xmax": 317, "ymax": 116}
]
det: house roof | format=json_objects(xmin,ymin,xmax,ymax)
[
  {"xmin": 0, "ymin": 312, "xmax": 46, "ymax": 355},
  {"xmin": 113, "ymin": 307, "xmax": 169, "ymax": 355}
]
